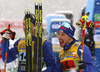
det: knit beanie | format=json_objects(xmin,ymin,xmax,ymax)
[
  {"xmin": 24, "ymin": 13, "xmax": 35, "ymax": 25},
  {"xmin": 58, "ymin": 22, "xmax": 75, "ymax": 39}
]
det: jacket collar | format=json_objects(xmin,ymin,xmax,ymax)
[{"xmin": 63, "ymin": 39, "xmax": 77, "ymax": 51}]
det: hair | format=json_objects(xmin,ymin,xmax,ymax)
[{"xmin": 24, "ymin": 13, "xmax": 36, "ymax": 25}]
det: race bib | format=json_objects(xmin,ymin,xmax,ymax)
[
  {"xmin": 60, "ymin": 60, "xmax": 79, "ymax": 71},
  {"xmin": 18, "ymin": 52, "xmax": 34, "ymax": 71}
]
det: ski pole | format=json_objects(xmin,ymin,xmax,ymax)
[
  {"xmin": 81, "ymin": 12, "xmax": 90, "ymax": 60},
  {"xmin": 4, "ymin": 39, "xmax": 9, "ymax": 72},
  {"xmin": 0, "ymin": 24, "xmax": 16, "ymax": 72},
  {"xmin": 81, "ymin": 12, "xmax": 89, "ymax": 72},
  {"xmin": 4, "ymin": 25, "xmax": 10, "ymax": 72},
  {"xmin": 76, "ymin": 12, "xmax": 90, "ymax": 72}
]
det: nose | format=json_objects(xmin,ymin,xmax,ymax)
[{"xmin": 57, "ymin": 34, "xmax": 61, "ymax": 40}]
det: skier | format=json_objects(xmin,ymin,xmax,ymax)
[
  {"xmin": 54, "ymin": 22, "xmax": 95, "ymax": 72},
  {"xmin": 1, "ymin": 13, "xmax": 55, "ymax": 72},
  {"xmin": 84, "ymin": 25, "xmax": 95, "ymax": 59}
]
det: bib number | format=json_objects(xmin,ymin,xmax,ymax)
[
  {"xmin": 61, "ymin": 60, "xmax": 75, "ymax": 71},
  {"xmin": 18, "ymin": 52, "xmax": 34, "ymax": 71}
]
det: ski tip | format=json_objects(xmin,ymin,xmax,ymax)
[
  {"xmin": 24, "ymin": 9, "xmax": 30, "ymax": 15},
  {"xmin": 27, "ymin": 9, "xmax": 30, "ymax": 12},
  {"xmin": 24, "ymin": 9, "xmax": 27, "ymax": 14},
  {"xmin": 39, "ymin": 0, "xmax": 42, "ymax": 3},
  {"xmin": 24, "ymin": 9, "xmax": 30, "ymax": 13},
  {"xmin": 24, "ymin": 9, "xmax": 27, "ymax": 12},
  {"xmin": 35, "ymin": 0, "xmax": 38, "ymax": 3}
]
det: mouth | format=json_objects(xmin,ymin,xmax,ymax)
[{"xmin": 59, "ymin": 40, "xmax": 64, "ymax": 44}]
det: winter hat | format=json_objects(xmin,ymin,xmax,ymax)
[
  {"xmin": 24, "ymin": 13, "xmax": 35, "ymax": 25},
  {"xmin": 58, "ymin": 22, "xmax": 75, "ymax": 39}
]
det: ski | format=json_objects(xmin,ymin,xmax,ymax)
[
  {"xmin": 25, "ymin": 9, "xmax": 33, "ymax": 72},
  {"xmin": 34, "ymin": 0, "xmax": 42, "ymax": 72},
  {"xmin": 34, "ymin": 0, "xmax": 39, "ymax": 72},
  {"xmin": 38, "ymin": 0, "xmax": 42, "ymax": 72}
]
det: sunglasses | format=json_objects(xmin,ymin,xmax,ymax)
[{"xmin": 61, "ymin": 22, "xmax": 73, "ymax": 31}]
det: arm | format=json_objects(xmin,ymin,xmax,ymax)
[
  {"xmin": 78, "ymin": 45, "xmax": 95, "ymax": 72},
  {"xmin": 1, "ymin": 38, "xmax": 21, "ymax": 63},
  {"xmin": 54, "ymin": 53, "xmax": 63, "ymax": 72},
  {"xmin": 42, "ymin": 41, "xmax": 55, "ymax": 72}
]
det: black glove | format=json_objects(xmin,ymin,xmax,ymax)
[{"xmin": 78, "ymin": 61, "xmax": 86, "ymax": 69}]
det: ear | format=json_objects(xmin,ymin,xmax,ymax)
[
  {"xmin": 69, "ymin": 37, "xmax": 72, "ymax": 40},
  {"xmin": 68, "ymin": 36, "xmax": 73, "ymax": 42}
]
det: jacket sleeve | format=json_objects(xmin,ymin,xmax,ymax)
[
  {"xmin": 1, "ymin": 38, "xmax": 21, "ymax": 63},
  {"xmin": 53, "ymin": 53, "xmax": 63, "ymax": 72},
  {"xmin": 77, "ymin": 45, "xmax": 95, "ymax": 72},
  {"xmin": 42, "ymin": 41, "xmax": 55, "ymax": 72}
]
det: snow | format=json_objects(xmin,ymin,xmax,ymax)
[{"xmin": 0, "ymin": 0, "xmax": 88, "ymax": 71}]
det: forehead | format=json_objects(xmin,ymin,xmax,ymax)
[{"xmin": 58, "ymin": 30, "xmax": 66, "ymax": 34}]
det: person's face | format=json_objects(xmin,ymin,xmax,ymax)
[
  {"xmin": 23, "ymin": 20, "xmax": 35, "ymax": 36},
  {"xmin": 57, "ymin": 30, "xmax": 71, "ymax": 47}
]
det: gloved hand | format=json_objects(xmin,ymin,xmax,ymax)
[
  {"xmin": 78, "ymin": 61, "xmax": 86, "ymax": 69},
  {"xmin": 2, "ymin": 31, "xmax": 11, "ymax": 39}
]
